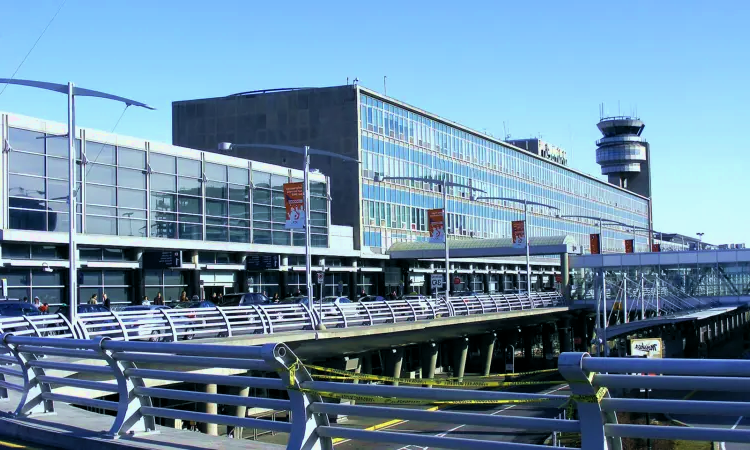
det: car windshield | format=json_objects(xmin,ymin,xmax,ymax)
[
  {"xmin": 174, "ymin": 302, "xmax": 203, "ymax": 309},
  {"xmin": 78, "ymin": 304, "xmax": 110, "ymax": 314}
]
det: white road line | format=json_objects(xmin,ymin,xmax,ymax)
[{"xmin": 731, "ymin": 416, "xmax": 744, "ymax": 429}]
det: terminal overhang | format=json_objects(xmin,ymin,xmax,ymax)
[{"xmin": 387, "ymin": 235, "xmax": 578, "ymax": 259}]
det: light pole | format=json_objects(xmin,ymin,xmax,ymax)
[
  {"xmin": 0, "ymin": 78, "xmax": 153, "ymax": 325},
  {"xmin": 373, "ymin": 175, "xmax": 484, "ymax": 298},
  {"xmin": 475, "ymin": 197, "xmax": 559, "ymax": 295},
  {"xmin": 697, "ymin": 232, "xmax": 705, "ymax": 251},
  {"xmin": 218, "ymin": 142, "xmax": 357, "ymax": 330}
]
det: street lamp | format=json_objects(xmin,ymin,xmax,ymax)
[
  {"xmin": 373, "ymin": 175, "xmax": 484, "ymax": 298},
  {"xmin": 697, "ymin": 232, "xmax": 705, "ymax": 250},
  {"xmin": 475, "ymin": 196, "xmax": 559, "ymax": 295},
  {"xmin": 0, "ymin": 78, "xmax": 153, "ymax": 324},
  {"xmin": 218, "ymin": 142, "xmax": 358, "ymax": 330}
]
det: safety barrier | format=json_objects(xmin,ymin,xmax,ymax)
[
  {"xmin": 0, "ymin": 292, "xmax": 563, "ymax": 341},
  {"xmin": 0, "ymin": 335, "xmax": 749, "ymax": 449}
]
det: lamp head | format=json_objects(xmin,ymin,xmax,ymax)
[
  {"xmin": 217, "ymin": 142, "xmax": 233, "ymax": 152},
  {"xmin": 374, "ymin": 173, "xmax": 384, "ymax": 183}
]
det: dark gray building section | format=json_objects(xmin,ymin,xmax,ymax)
[{"xmin": 172, "ymin": 86, "xmax": 363, "ymax": 248}]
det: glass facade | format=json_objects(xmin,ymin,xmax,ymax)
[
  {"xmin": 358, "ymin": 92, "xmax": 651, "ymax": 254},
  {"xmin": 4, "ymin": 125, "xmax": 330, "ymax": 247}
]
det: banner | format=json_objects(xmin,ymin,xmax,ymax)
[
  {"xmin": 283, "ymin": 182, "xmax": 305, "ymax": 229},
  {"xmin": 630, "ymin": 338, "xmax": 663, "ymax": 358},
  {"xmin": 589, "ymin": 233, "xmax": 601, "ymax": 255},
  {"xmin": 624, "ymin": 239, "xmax": 635, "ymax": 254},
  {"xmin": 511, "ymin": 220, "xmax": 526, "ymax": 248},
  {"xmin": 651, "ymin": 243, "xmax": 661, "ymax": 253},
  {"xmin": 428, "ymin": 209, "xmax": 445, "ymax": 243}
]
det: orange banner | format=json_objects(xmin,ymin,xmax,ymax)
[
  {"xmin": 652, "ymin": 243, "xmax": 661, "ymax": 252},
  {"xmin": 283, "ymin": 182, "xmax": 305, "ymax": 229},
  {"xmin": 512, "ymin": 220, "xmax": 526, "ymax": 248},
  {"xmin": 428, "ymin": 209, "xmax": 445, "ymax": 243},
  {"xmin": 624, "ymin": 239, "xmax": 635, "ymax": 254},
  {"xmin": 590, "ymin": 234, "xmax": 601, "ymax": 255}
]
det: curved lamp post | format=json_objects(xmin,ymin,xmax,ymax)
[
  {"xmin": 218, "ymin": 143, "xmax": 358, "ymax": 330},
  {"xmin": 0, "ymin": 78, "xmax": 153, "ymax": 324}
]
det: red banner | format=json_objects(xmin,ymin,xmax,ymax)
[
  {"xmin": 652, "ymin": 243, "xmax": 661, "ymax": 252},
  {"xmin": 428, "ymin": 209, "xmax": 445, "ymax": 243},
  {"xmin": 589, "ymin": 233, "xmax": 601, "ymax": 255},
  {"xmin": 512, "ymin": 220, "xmax": 526, "ymax": 248},
  {"xmin": 283, "ymin": 182, "xmax": 305, "ymax": 229},
  {"xmin": 624, "ymin": 239, "xmax": 635, "ymax": 254}
]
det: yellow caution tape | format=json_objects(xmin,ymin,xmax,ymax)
[
  {"xmin": 565, "ymin": 386, "xmax": 609, "ymax": 419},
  {"xmin": 306, "ymin": 364, "xmax": 565, "ymax": 388}
]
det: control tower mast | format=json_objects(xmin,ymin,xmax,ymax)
[{"xmin": 595, "ymin": 115, "xmax": 651, "ymax": 198}]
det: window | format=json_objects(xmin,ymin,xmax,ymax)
[
  {"xmin": 150, "ymin": 154, "xmax": 202, "ymax": 240},
  {"xmin": 79, "ymin": 270, "xmax": 131, "ymax": 306},
  {"xmin": 0, "ymin": 268, "xmax": 64, "ymax": 306},
  {"xmin": 144, "ymin": 270, "xmax": 187, "ymax": 303},
  {"xmin": 206, "ymin": 163, "xmax": 251, "ymax": 243}
]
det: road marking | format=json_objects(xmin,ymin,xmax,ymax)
[
  {"xmin": 731, "ymin": 416, "xmax": 744, "ymax": 429},
  {"xmin": 0, "ymin": 439, "xmax": 36, "ymax": 449},
  {"xmin": 333, "ymin": 406, "xmax": 440, "ymax": 446}
]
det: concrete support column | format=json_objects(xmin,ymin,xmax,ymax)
[
  {"xmin": 482, "ymin": 273, "xmax": 491, "ymax": 294},
  {"xmin": 385, "ymin": 348, "xmax": 404, "ymax": 386},
  {"xmin": 420, "ymin": 342, "xmax": 439, "ymax": 383},
  {"xmin": 558, "ymin": 319, "xmax": 573, "ymax": 353},
  {"xmin": 202, "ymin": 384, "xmax": 218, "ymax": 436},
  {"xmin": 228, "ymin": 383, "xmax": 250, "ymax": 438},
  {"xmin": 560, "ymin": 253, "xmax": 570, "ymax": 301},
  {"xmin": 133, "ymin": 249, "xmax": 145, "ymax": 305},
  {"xmin": 189, "ymin": 250, "xmax": 201, "ymax": 299},
  {"xmin": 542, "ymin": 323, "xmax": 555, "ymax": 368},
  {"xmin": 523, "ymin": 327, "xmax": 535, "ymax": 369},
  {"xmin": 361, "ymin": 352, "xmax": 373, "ymax": 375},
  {"xmin": 348, "ymin": 260, "xmax": 358, "ymax": 298},
  {"xmin": 479, "ymin": 333, "xmax": 497, "ymax": 377},
  {"xmin": 515, "ymin": 272, "xmax": 521, "ymax": 292},
  {"xmin": 451, "ymin": 337, "xmax": 469, "ymax": 382}
]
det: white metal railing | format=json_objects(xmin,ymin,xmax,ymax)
[
  {"xmin": 1, "ymin": 336, "xmax": 747, "ymax": 449},
  {"xmin": 0, "ymin": 292, "xmax": 563, "ymax": 341}
]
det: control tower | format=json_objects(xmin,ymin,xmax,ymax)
[{"xmin": 595, "ymin": 116, "xmax": 651, "ymax": 198}]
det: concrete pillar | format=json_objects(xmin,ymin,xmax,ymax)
[
  {"xmin": 482, "ymin": 272, "xmax": 491, "ymax": 294},
  {"xmin": 560, "ymin": 253, "xmax": 570, "ymax": 301},
  {"xmin": 348, "ymin": 260, "xmax": 358, "ymax": 298},
  {"xmin": 202, "ymin": 384, "xmax": 218, "ymax": 436},
  {"xmin": 523, "ymin": 327, "xmax": 535, "ymax": 369},
  {"xmin": 133, "ymin": 249, "xmax": 145, "ymax": 305},
  {"xmin": 451, "ymin": 337, "xmax": 469, "ymax": 382},
  {"xmin": 228, "ymin": 384, "xmax": 250, "ymax": 438},
  {"xmin": 189, "ymin": 250, "xmax": 201, "ymax": 299},
  {"xmin": 542, "ymin": 324, "xmax": 554, "ymax": 368},
  {"xmin": 385, "ymin": 348, "xmax": 404, "ymax": 386},
  {"xmin": 515, "ymin": 272, "xmax": 521, "ymax": 292},
  {"xmin": 479, "ymin": 333, "xmax": 497, "ymax": 377},
  {"xmin": 558, "ymin": 319, "xmax": 573, "ymax": 353},
  {"xmin": 420, "ymin": 342, "xmax": 439, "ymax": 384},
  {"xmin": 361, "ymin": 352, "xmax": 373, "ymax": 375}
]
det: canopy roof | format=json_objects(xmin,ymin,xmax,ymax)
[{"xmin": 388, "ymin": 235, "xmax": 579, "ymax": 259}]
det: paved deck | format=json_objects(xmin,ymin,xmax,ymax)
[{"xmin": 0, "ymin": 390, "xmax": 283, "ymax": 450}]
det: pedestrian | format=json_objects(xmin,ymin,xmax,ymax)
[
  {"xmin": 216, "ymin": 293, "xmax": 223, "ymax": 304},
  {"xmin": 272, "ymin": 293, "xmax": 280, "ymax": 303},
  {"xmin": 191, "ymin": 294, "xmax": 200, "ymax": 302},
  {"xmin": 102, "ymin": 293, "xmax": 111, "ymax": 309},
  {"xmin": 211, "ymin": 292, "xmax": 217, "ymax": 301},
  {"xmin": 142, "ymin": 296, "xmax": 150, "ymax": 306},
  {"xmin": 32, "ymin": 296, "xmax": 41, "ymax": 310},
  {"xmin": 358, "ymin": 288, "xmax": 367, "ymax": 302},
  {"xmin": 180, "ymin": 291, "xmax": 188, "ymax": 302},
  {"xmin": 154, "ymin": 292, "xmax": 164, "ymax": 306},
  {"xmin": 22, "ymin": 296, "xmax": 28, "ymax": 303},
  {"xmin": 89, "ymin": 294, "xmax": 98, "ymax": 305}
]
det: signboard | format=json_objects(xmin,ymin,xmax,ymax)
[
  {"xmin": 589, "ymin": 233, "xmax": 601, "ymax": 255},
  {"xmin": 574, "ymin": 337, "xmax": 582, "ymax": 345},
  {"xmin": 0, "ymin": 279, "xmax": 6, "ymax": 298},
  {"xmin": 652, "ymin": 243, "xmax": 661, "ymax": 253},
  {"xmin": 624, "ymin": 239, "xmax": 635, "ymax": 254},
  {"xmin": 630, "ymin": 338, "xmax": 663, "ymax": 359},
  {"xmin": 246, "ymin": 254, "xmax": 279, "ymax": 271},
  {"xmin": 317, "ymin": 272, "xmax": 324, "ymax": 284},
  {"xmin": 283, "ymin": 182, "xmax": 305, "ymax": 229},
  {"xmin": 504, "ymin": 346, "xmax": 515, "ymax": 373},
  {"xmin": 430, "ymin": 274, "xmax": 444, "ymax": 289},
  {"xmin": 454, "ymin": 277, "xmax": 461, "ymax": 285},
  {"xmin": 428, "ymin": 209, "xmax": 445, "ymax": 243},
  {"xmin": 555, "ymin": 274, "xmax": 562, "ymax": 283},
  {"xmin": 511, "ymin": 220, "xmax": 526, "ymax": 248},
  {"xmin": 143, "ymin": 251, "xmax": 181, "ymax": 269}
]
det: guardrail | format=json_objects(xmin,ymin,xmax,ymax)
[
  {"xmin": 0, "ymin": 292, "xmax": 563, "ymax": 342},
  {"xmin": 1, "ymin": 335, "xmax": 749, "ymax": 449}
]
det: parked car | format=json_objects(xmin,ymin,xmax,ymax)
[
  {"xmin": 218, "ymin": 293, "xmax": 271, "ymax": 307},
  {"xmin": 172, "ymin": 300, "xmax": 218, "ymax": 340},
  {"xmin": 359, "ymin": 295, "xmax": 386, "ymax": 302},
  {"xmin": 0, "ymin": 302, "xmax": 41, "ymax": 317},
  {"xmin": 119, "ymin": 305, "xmax": 172, "ymax": 342}
]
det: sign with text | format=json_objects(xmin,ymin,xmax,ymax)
[
  {"xmin": 430, "ymin": 274, "xmax": 444, "ymax": 289},
  {"xmin": 317, "ymin": 272, "xmax": 324, "ymax": 284},
  {"xmin": 246, "ymin": 254, "xmax": 279, "ymax": 271},
  {"xmin": 283, "ymin": 182, "xmax": 305, "ymax": 229},
  {"xmin": 589, "ymin": 233, "xmax": 601, "ymax": 255},
  {"xmin": 624, "ymin": 239, "xmax": 635, "ymax": 254},
  {"xmin": 652, "ymin": 243, "xmax": 661, "ymax": 252},
  {"xmin": 143, "ymin": 251, "xmax": 181, "ymax": 269},
  {"xmin": 630, "ymin": 338, "xmax": 663, "ymax": 358},
  {"xmin": 511, "ymin": 220, "xmax": 526, "ymax": 248},
  {"xmin": 428, "ymin": 209, "xmax": 445, "ymax": 243}
]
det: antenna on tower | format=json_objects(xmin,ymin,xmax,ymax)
[{"xmin": 383, "ymin": 76, "xmax": 387, "ymax": 96}]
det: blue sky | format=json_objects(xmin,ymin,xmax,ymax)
[{"xmin": 1, "ymin": 1, "xmax": 748, "ymax": 245}]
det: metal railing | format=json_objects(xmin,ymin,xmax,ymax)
[
  {"xmin": 0, "ymin": 334, "xmax": 749, "ymax": 449},
  {"xmin": 0, "ymin": 292, "xmax": 563, "ymax": 341}
]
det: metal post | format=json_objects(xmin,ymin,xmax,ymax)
[
  {"xmin": 67, "ymin": 82, "xmax": 78, "ymax": 325},
  {"xmin": 623, "ymin": 275, "xmax": 628, "ymax": 324},
  {"xmin": 602, "ymin": 268, "xmax": 608, "ymax": 356},
  {"xmin": 524, "ymin": 200, "xmax": 531, "ymax": 296},
  {"xmin": 594, "ymin": 270, "xmax": 601, "ymax": 356},
  {"xmin": 641, "ymin": 272, "xmax": 645, "ymax": 320},
  {"xmin": 443, "ymin": 178, "xmax": 449, "ymax": 300},
  {"xmin": 655, "ymin": 277, "xmax": 660, "ymax": 317},
  {"xmin": 303, "ymin": 146, "xmax": 322, "ymax": 330}
]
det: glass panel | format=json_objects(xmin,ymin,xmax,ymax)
[
  {"xmin": 48, "ymin": 211, "xmax": 70, "ymax": 232},
  {"xmin": 118, "ymin": 147, "xmax": 146, "ymax": 169},
  {"xmin": 32, "ymin": 288, "xmax": 62, "ymax": 305},
  {"xmin": 117, "ymin": 168, "xmax": 146, "ymax": 189},
  {"xmin": 178, "ymin": 196, "xmax": 202, "ymax": 214},
  {"xmin": 119, "ymin": 218, "xmax": 147, "ymax": 237},
  {"xmin": 229, "ymin": 228, "xmax": 249, "ymax": 243},
  {"xmin": 151, "ymin": 173, "xmax": 176, "ymax": 192},
  {"xmin": 47, "ymin": 180, "xmax": 68, "ymax": 201},
  {"xmin": 206, "ymin": 216, "xmax": 227, "ymax": 226},
  {"xmin": 178, "ymin": 213, "xmax": 202, "ymax": 223},
  {"xmin": 177, "ymin": 158, "xmax": 202, "ymax": 177},
  {"xmin": 228, "ymin": 167, "xmax": 248, "ymax": 185},
  {"xmin": 310, "ymin": 182, "xmax": 327, "ymax": 197},
  {"xmin": 102, "ymin": 248, "xmax": 124, "ymax": 261},
  {"xmin": 253, "ymin": 205, "xmax": 271, "ymax": 221},
  {"xmin": 86, "ymin": 143, "xmax": 116, "ymax": 165},
  {"xmin": 8, "ymin": 128, "xmax": 44, "ymax": 153},
  {"xmin": 206, "ymin": 199, "xmax": 227, "ymax": 217},
  {"xmin": 311, "ymin": 196, "xmax": 327, "ymax": 211},
  {"xmin": 205, "ymin": 163, "xmax": 227, "ymax": 181},
  {"xmin": 272, "ymin": 207, "xmax": 286, "ymax": 223},
  {"xmin": 81, "ymin": 271, "xmax": 103, "ymax": 285},
  {"xmin": 118, "ymin": 189, "xmax": 147, "ymax": 209},
  {"xmin": 2, "ymin": 244, "xmax": 30, "ymax": 259},
  {"xmin": 253, "ymin": 229, "xmax": 272, "ymax": 244},
  {"xmin": 163, "ymin": 287, "xmax": 182, "ymax": 303},
  {"xmin": 104, "ymin": 287, "xmax": 129, "ymax": 304},
  {"xmin": 253, "ymin": 188, "xmax": 271, "ymax": 205},
  {"xmin": 104, "ymin": 270, "xmax": 128, "ymax": 285},
  {"xmin": 151, "ymin": 193, "xmax": 177, "ymax": 211},
  {"xmin": 228, "ymin": 202, "xmax": 249, "ymax": 222},
  {"xmin": 151, "ymin": 221, "xmax": 177, "ymax": 238},
  {"xmin": 205, "ymin": 181, "xmax": 227, "ymax": 199},
  {"xmin": 228, "ymin": 184, "xmax": 248, "ymax": 202},
  {"xmin": 9, "ymin": 151, "xmax": 45, "ymax": 176},
  {"xmin": 86, "ymin": 185, "xmax": 117, "ymax": 206},
  {"xmin": 8, "ymin": 174, "xmax": 45, "ymax": 198},
  {"xmin": 178, "ymin": 224, "xmax": 202, "ymax": 240},
  {"xmin": 46, "ymin": 157, "xmax": 69, "ymax": 179},
  {"xmin": 47, "ymin": 136, "xmax": 80, "ymax": 158},
  {"xmin": 252, "ymin": 171, "xmax": 270, "ymax": 189},
  {"xmin": 87, "ymin": 164, "xmax": 116, "ymax": 185},
  {"xmin": 272, "ymin": 190, "xmax": 284, "ymax": 207},
  {"xmin": 206, "ymin": 226, "xmax": 228, "ymax": 242},
  {"xmin": 271, "ymin": 174, "xmax": 287, "ymax": 190},
  {"xmin": 31, "ymin": 245, "xmax": 60, "ymax": 260},
  {"xmin": 163, "ymin": 270, "xmax": 184, "ymax": 286},
  {"xmin": 178, "ymin": 177, "xmax": 201, "ymax": 196},
  {"xmin": 273, "ymin": 231, "xmax": 290, "ymax": 245},
  {"xmin": 149, "ymin": 153, "xmax": 176, "ymax": 173},
  {"xmin": 144, "ymin": 270, "xmax": 162, "ymax": 286},
  {"xmin": 87, "ymin": 205, "xmax": 117, "ymax": 216},
  {"xmin": 86, "ymin": 216, "xmax": 117, "ymax": 235},
  {"xmin": 310, "ymin": 212, "xmax": 327, "ymax": 227}
]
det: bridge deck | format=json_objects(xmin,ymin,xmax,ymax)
[{"xmin": 0, "ymin": 390, "xmax": 282, "ymax": 450}]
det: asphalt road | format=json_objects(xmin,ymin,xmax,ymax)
[
  {"xmin": 0, "ymin": 437, "xmax": 54, "ymax": 449},
  {"xmin": 334, "ymin": 383, "xmax": 570, "ymax": 450},
  {"xmin": 671, "ymin": 390, "xmax": 750, "ymax": 450}
]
